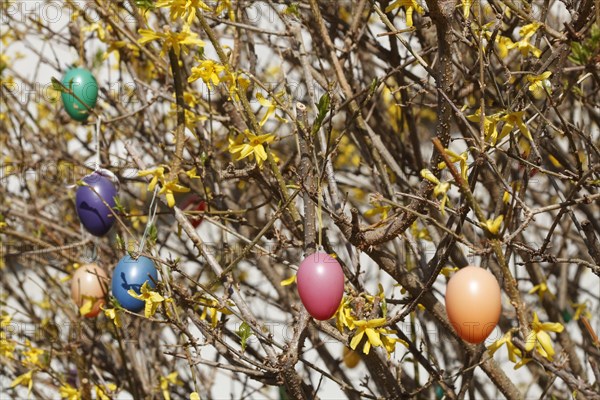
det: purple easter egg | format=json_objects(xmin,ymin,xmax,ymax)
[
  {"xmin": 75, "ymin": 171, "xmax": 118, "ymax": 236},
  {"xmin": 297, "ymin": 252, "xmax": 345, "ymax": 320}
]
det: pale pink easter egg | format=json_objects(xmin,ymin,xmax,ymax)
[
  {"xmin": 445, "ymin": 266, "xmax": 501, "ymax": 343},
  {"xmin": 297, "ymin": 252, "xmax": 344, "ymax": 320},
  {"xmin": 71, "ymin": 263, "xmax": 108, "ymax": 318}
]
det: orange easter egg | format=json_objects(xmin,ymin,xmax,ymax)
[{"xmin": 445, "ymin": 266, "xmax": 501, "ymax": 344}]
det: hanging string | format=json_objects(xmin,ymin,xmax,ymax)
[
  {"xmin": 77, "ymin": 222, "xmax": 99, "ymax": 263},
  {"xmin": 95, "ymin": 116, "xmax": 102, "ymax": 169},
  {"xmin": 138, "ymin": 185, "xmax": 159, "ymax": 254},
  {"xmin": 317, "ymin": 179, "xmax": 324, "ymax": 252},
  {"xmin": 79, "ymin": 221, "xmax": 87, "ymax": 260},
  {"xmin": 67, "ymin": 117, "xmax": 100, "ymax": 189},
  {"xmin": 91, "ymin": 238, "xmax": 99, "ymax": 262}
]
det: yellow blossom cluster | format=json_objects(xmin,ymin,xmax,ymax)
[
  {"xmin": 195, "ymin": 296, "xmax": 233, "ymax": 328},
  {"xmin": 228, "ymin": 130, "xmax": 276, "ymax": 168},
  {"xmin": 479, "ymin": 22, "xmax": 543, "ymax": 59},
  {"xmin": 467, "ymin": 108, "xmax": 533, "ymax": 146},
  {"xmin": 488, "ymin": 312, "xmax": 565, "ymax": 369},
  {"xmin": 128, "ymin": 281, "xmax": 166, "ymax": 318},
  {"xmin": 335, "ymin": 288, "xmax": 407, "ymax": 357},
  {"xmin": 421, "ymin": 168, "xmax": 451, "ymax": 215},
  {"xmin": 138, "ymin": 166, "xmax": 199, "ymax": 208},
  {"xmin": 139, "ymin": 24, "xmax": 204, "ymax": 57}
]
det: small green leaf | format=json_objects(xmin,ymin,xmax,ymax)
[
  {"xmin": 312, "ymin": 92, "xmax": 330, "ymax": 134},
  {"xmin": 591, "ymin": 24, "xmax": 600, "ymax": 41},
  {"xmin": 279, "ymin": 386, "xmax": 290, "ymax": 400},
  {"xmin": 115, "ymin": 234, "xmax": 125, "ymax": 251},
  {"xmin": 110, "ymin": 296, "xmax": 122, "ymax": 309},
  {"xmin": 113, "ymin": 196, "xmax": 125, "ymax": 214},
  {"xmin": 568, "ymin": 42, "xmax": 589, "ymax": 65},
  {"xmin": 199, "ymin": 151, "xmax": 208, "ymax": 166},
  {"xmin": 284, "ymin": 3, "xmax": 300, "ymax": 17},
  {"xmin": 370, "ymin": 78, "xmax": 379, "ymax": 94},
  {"xmin": 378, "ymin": 283, "xmax": 387, "ymax": 316},
  {"xmin": 92, "ymin": 49, "xmax": 104, "ymax": 70},
  {"xmin": 569, "ymin": 24, "xmax": 600, "ymax": 65},
  {"xmin": 148, "ymin": 223, "xmax": 158, "ymax": 244},
  {"xmin": 51, "ymin": 77, "xmax": 67, "ymax": 93},
  {"xmin": 134, "ymin": 0, "xmax": 155, "ymax": 10},
  {"xmin": 317, "ymin": 92, "xmax": 330, "ymax": 120},
  {"xmin": 237, "ymin": 321, "xmax": 254, "ymax": 352}
]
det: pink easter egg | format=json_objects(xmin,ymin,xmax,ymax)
[{"xmin": 297, "ymin": 252, "xmax": 345, "ymax": 320}]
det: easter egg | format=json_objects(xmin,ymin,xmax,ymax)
[
  {"xmin": 297, "ymin": 252, "xmax": 344, "ymax": 320},
  {"xmin": 435, "ymin": 385, "xmax": 444, "ymax": 399},
  {"xmin": 180, "ymin": 194, "xmax": 207, "ymax": 228},
  {"xmin": 61, "ymin": 68, "xmax": 98, "ymax": 121},
  {"xmin": 445, "ymin": 266, "xmax": 501, "ymax": 344},
  {"xmin": 75, "ymin": 171, "xmax": 118, "ymax": 236},
  {"xmin": 70, "ymin": 263, "xmax": 108, "ymax": 318},
  {"xmin": 111, "ymin": 255, "xmax": 158, "ymax": 312},
  {"xmin": 343, "ymin": 347, "xmax": 361, "ymax": 368}
]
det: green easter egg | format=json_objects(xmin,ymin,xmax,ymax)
[
  {"xmin": 435, "ymin": 384, "xmax": 444, "ymax": 399},
  {"xmin": 562, "ymin": 308, "xmax": 572, "ymax": 323},
  {"xmin": 60, "ymin": 68, "xmax": 98, "ymax": 122}
]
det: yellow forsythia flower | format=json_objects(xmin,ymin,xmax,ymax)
[
  {"xmin": 127, "ymin": 282, "xmax": 165, "ymax": 318},
  {"xmin": 385, "ymin": 0, "xmax": 424, "ymax": 27},
  {"xmin": 525, "ymin": 312, "xmax": 564, "ymax": 361}
]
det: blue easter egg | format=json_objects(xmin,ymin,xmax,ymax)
[{"xmin": 111, "ymin": 255, "xmax": 158, "ymax": 312}]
